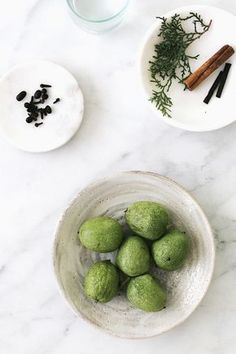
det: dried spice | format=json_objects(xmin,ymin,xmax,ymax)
[
  {"xmin": 53, "ymin": 98, "xmax": 60, "ymax": 104},
  {"xmin": 16, "ymin": 91, "xmax": 27, "ymax": 101},
  {"xmin": 216, "ymin": 63, "xmax": 232, "ymax": 98},
  {"xmin": 203, "ymin": 62, "xmax": 232, "ymax": 104},
  {"xmin": 34, "ymin": 90, "xmax": 42, "ymax": 99},
  {"xmin": 16, "ymin": 84, "xmax": 60, "ymax": 127},
  {"xmin": 40, "ymin": 84, "xmax": 52, "ymax": 88},
  {"xmin": 203, "ymin": 71, "xmax": 223, "ymax": 104},
  {"xmin": 45, "ymin": 105, "xmax": 52, "ymax": 114},
  {"xmin": 185, "ymin": 45, "xmax": 234, "ymax": 90},
  {"xmin": 35, "ymin": 122, "xmax": 43, "ymax": 127}
]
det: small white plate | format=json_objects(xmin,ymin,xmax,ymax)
[
  {"xmin": 53, "ymin": 171, "xmax": 215, "ymax": 338},
  {"xmin": 0, "ymin": 60, "xmax": 84, "ymax": 152},
  {"xmin": 139, "ymin": 5, "xmax": 236, "ymax": 131}
]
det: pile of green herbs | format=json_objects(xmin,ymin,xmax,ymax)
[{"xmin": 149, "ymin": 12, "xmax": 212, "ymax": 117}]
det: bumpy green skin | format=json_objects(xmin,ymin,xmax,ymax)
[
  {"xmin": 116, "ymin": 236, "xmax": 150, "ymax": 277},
  {"xmin": 125, "ymin": 201, "xmax": 169, "ymax": 240},
  {"xmin": 127, "ymin": 274, "xmax": 166, "ymax": 312},
  {"xmin": 79, "ymin": 216, "xmax": 123, "ymax": 253},
  {"xmin": 84, "ymin": 261, "xmax": 119, "ymax": 303},
  {"xmin": 152, "ymin": 229, "xmax": 190, "ymax": 271}
]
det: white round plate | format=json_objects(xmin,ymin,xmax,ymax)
[
  {"xmin": 139, "ymin": 5, "xmax": 236, "ymax": 131},
  {"xmin": 53, "ymin": 171, "xmax": 215, "ymax": 338},
  {"xmin": 0, "ymin": 60, "xmax": 84, "ymax": 152}
]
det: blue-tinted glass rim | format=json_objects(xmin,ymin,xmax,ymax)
[{"xmin": 66, "ymin": 0, "xmax": 130, "ymax": 23}]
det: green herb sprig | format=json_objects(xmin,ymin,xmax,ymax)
[{"xmin": 149, "ymin": 12, "xmax": 212, "ymax": 117}]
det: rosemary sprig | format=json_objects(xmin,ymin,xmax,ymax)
[{"xmin": 149, "ymin": 12, "xmax": 212, "ymax": 117}]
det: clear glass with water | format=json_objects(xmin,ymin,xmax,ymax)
[{"xmin": 67, "ymin": 0, "xmax": 130, "ymax": 33}]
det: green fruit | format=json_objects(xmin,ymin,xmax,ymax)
[
  {"xmin": 79, "ymin": 216, "xmax": 123, "ymax": 253},
  {"xmin": 152, "ymin": 229, "xmax": 190, "ymax": 271},
  {"xmin": 125, "ymin": 201, "xmax": 169, "ymax": 240},
  {"xmin": 127, "ymin": 274, "xmax": 166, "ymax": 312},
  {"xmin": 116, "ymin": 236, "xmax": 150, "ymax": 276},
  {"xmin": 84, "ymin": 261, "xmax": 119, "ymax": 303}
]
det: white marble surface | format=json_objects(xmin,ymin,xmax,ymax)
[{"xmin": 0, "ymin": 0, "xmax": 235, "ymax": 353}]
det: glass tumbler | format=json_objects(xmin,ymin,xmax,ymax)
[{"xmin": 66, "ymin": 0, "xmax": 130, "ymax": 33}]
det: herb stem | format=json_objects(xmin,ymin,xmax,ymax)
[{"xmin": 149, "ymin": 12, "xmax": 212, "ymax": 117}]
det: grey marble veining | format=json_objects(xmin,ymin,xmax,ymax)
[{"xmin": 0, "ymin": 0, "xmax": 236, "ymax": 353}]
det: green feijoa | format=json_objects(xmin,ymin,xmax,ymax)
[
  {"xmin": 152, "ymin": 229, "xmax": 190, "ymax": 271},
  {"xmin": 127, "ymin": 274, "xmax": 167, "ymax": 312},
  {"xmin": 116, "ymin": 236, "xmax": 150, "ymax": 277},
  {"xmin": 84, "ymin": 260, "xmax": 119, "ymax": 303},
  {"xmin": 125, "ymin": 201, "xmax": 169, "ymax": 240},
  {"xmin": 79, "ymin": 216, "xmax": 123, "ymax": 253}
]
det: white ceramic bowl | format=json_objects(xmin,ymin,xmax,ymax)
[
  {"xmin": 139, "ymin": 5, "xmax": 236, "ymax": 131},
  {"xmin": 0, "ymin": 60, "xmax": 84, "ymax": 152},
  {"xmin": 53, "ymin": 171, "xmax": 215, "ymax": 338}
]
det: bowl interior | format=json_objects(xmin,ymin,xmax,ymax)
[{"xmin": 54, "ymin": 172, "xmax": 214, "ymax": 338}]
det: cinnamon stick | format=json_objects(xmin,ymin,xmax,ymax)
[{"xmin": 184, "ymin": 45, "xmax": 234, "ymax": 90}]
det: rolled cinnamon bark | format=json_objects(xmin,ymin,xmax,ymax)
[{"xmin": 184, "ymin": 45, "xmax": 234, "ymax": 90}]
